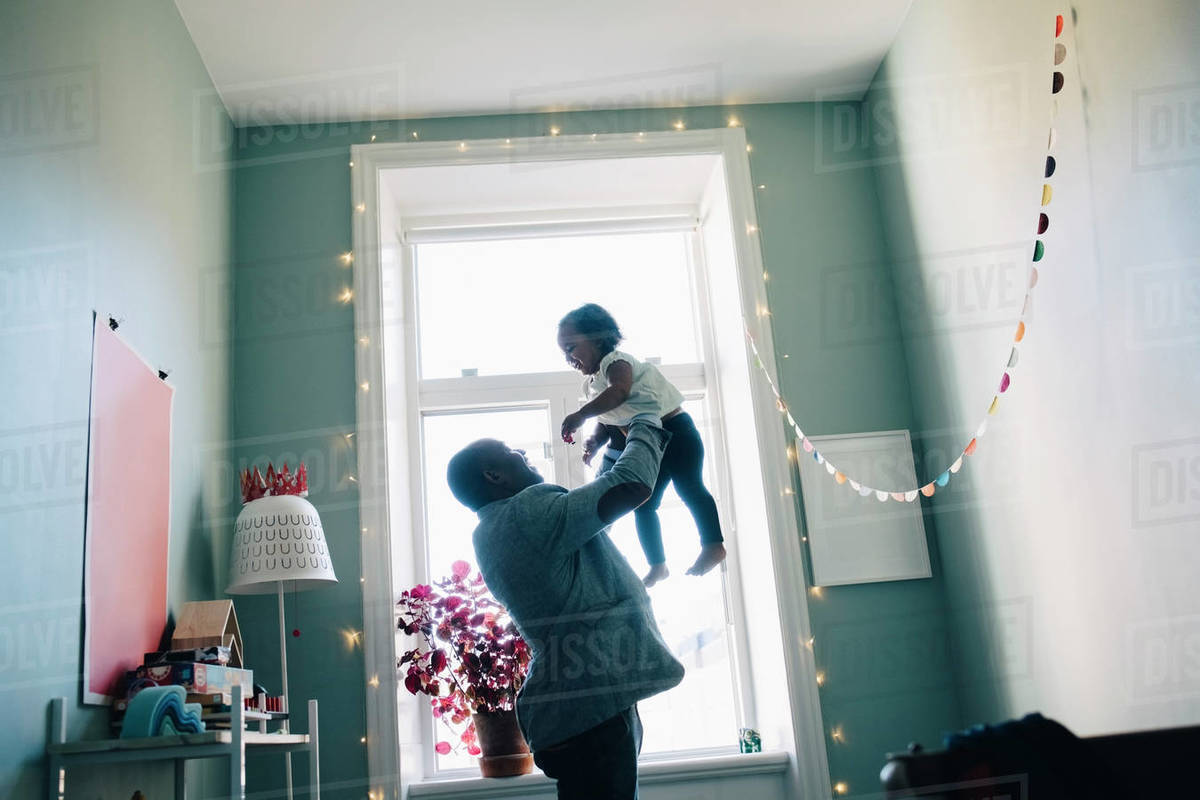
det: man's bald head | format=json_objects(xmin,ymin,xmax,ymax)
[{"xmin": 447, "ymin": 438, "xmax": 544, "ymax": 511}]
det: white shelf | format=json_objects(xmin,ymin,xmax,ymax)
[
  {"xmin": 45, "ymin": 684, "xmax": 319, "ymax": 800},
  {"xmin": 50, "ymin": 729, "xmax": 310, "ymax": 755}
]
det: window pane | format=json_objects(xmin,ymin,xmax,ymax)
[
  {"xmin": 593, "ymin": 398, "xmax": 740, "ymax": 754},
  {"xmin": 421, "ymin": 406, "xmax": 555, "ymax": 583},
  {"xmin": 415, "ymin": 232, "xmax": 700, "ymax": 378},
  {"xmin": 419, "ymin": 406, "xmax": 555, "ymax": 772}
]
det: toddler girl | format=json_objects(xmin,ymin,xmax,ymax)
[{"xmin": 557, "ymin": 303, "xmax": 726, "ymax": 587}]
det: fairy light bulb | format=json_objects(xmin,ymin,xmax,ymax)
[
  {"xmin": 359, "ymin": 336, "xmax": 369, "ymax": 345},
  {"xmin": 340, "ymin": 251, "xmax": 353, "ymax": 266},
  {"xmin": 673, "ymin": 120, "xmax": 685, "ymax": 130},
  {"xmin": 805, "ymin": 636, "xmax": 815, "ymax": 650},
  {"xmin": 360, "ymin": 381, "xmax": 370, "ymax": 392},
  {"xmin": 349, "ymin": 160, "xmax": 355, "ymax": 168},
  {"xmin": 809, "ymin": 586, "xmax": 823, "ymax": 599},
  {"xmin": 411, "ymin": 131, "xmax": 419, "ymax": 139},
  {"xmin": 831, "ymin": 726, "xmax": 845, "ymax": 743},
  {"xmin": 746, "ymin": 143, "xmax": 753, "ymax": 153},
  {"xmin": 370, "ymin": 134, "xmax": 376, "ymax": 142},
  {"xmin": 338, "ymin": 287, "xmax": 353, "ymax": 304},
  {"xmin": 727, "ymin": 116, "xmax": 741, "ymax": 127},
  {"xmin": 549, "ymin": 125, "xmax": 561, "ymax": 136},
  {"xmin": 458, "ymin": 141, "xmax": 467, "ymax": 152},
  {"xmin": 834, "ymin": 781, "xmax": 848, "ymax": 795},
  {"xmin": 355, "ymin": 203, "xmax": 366, "ymax": 213},
  {"xmin": 816, "ymin": 671, "xmax": 826, "ymax": 686},
  {"xmin": 368, "ymin": 674, "xmax": 380, "ymax": 688},
  {"xmin": 746, "ymin": 223, "xmax": 758, "ymax": 234}
]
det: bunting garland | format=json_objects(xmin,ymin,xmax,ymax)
[{"xmin": 747, "ymin": 15, "xmax": 1067, "ymax": 503}]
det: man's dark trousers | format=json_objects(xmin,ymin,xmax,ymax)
[{"xmin": 533, "ymin": 706, "xmax": 642, "ymax": 799}]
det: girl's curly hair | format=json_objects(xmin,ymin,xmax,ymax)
[{"xmin": 558, "ymin": 303, "xmax": 623, "ymax": 354}]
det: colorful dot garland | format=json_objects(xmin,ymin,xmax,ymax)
[{"xmin": 747, "ymin": 15, "xmax": 1067, "ymax": 503}]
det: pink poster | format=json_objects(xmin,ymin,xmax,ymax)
[{"xmin": 83, "ymin": 317, "xmax": 173, "ymax": 704}]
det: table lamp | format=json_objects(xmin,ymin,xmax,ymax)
[{"xmin": 227, "ymin": 462, "xmax": 337, "ymax": 800}]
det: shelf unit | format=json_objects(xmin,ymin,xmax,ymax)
[{"xmin": 46, "ymin": 685, "xmax": 319, "ymax": 800}]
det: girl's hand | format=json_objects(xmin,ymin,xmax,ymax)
[
  {"xmin": 582, "ymin": 435, "xmax": 602, "ymax": 465},
  {"xmin": 561, "ymin": 411, "xmax": 586, "ymax": 443}
]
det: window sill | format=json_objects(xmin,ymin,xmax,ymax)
[{"xmin": 407, "ymin": 750, "xmax": 790, "ymax": 798}]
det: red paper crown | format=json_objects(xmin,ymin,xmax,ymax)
[{"xmin": 240, "ymin": 462, "xmax": 309, "ymax": 504}]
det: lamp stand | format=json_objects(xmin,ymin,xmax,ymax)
[{"xmin": 278, "ymin": 581, "xmax": 294, "ymax": 800}]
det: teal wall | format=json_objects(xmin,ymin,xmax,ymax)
[
  {"xmin": 0, "ymin": 0, "xmax": 235, "ymax": 796},
  {"xmin": 868, "ymin": 0, "xmax": 1200, "ymax": 737},
  {"xmin": 233, "ymin": 102, "xmax": 962, "ymax": 796}
]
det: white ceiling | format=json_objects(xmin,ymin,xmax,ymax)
[{"xmin": 175, "ymin": 0, "xmax": 912, "ymax": 127}]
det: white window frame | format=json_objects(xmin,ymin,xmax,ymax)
[
  {"xmin": 351, "ymin": 129, "xmax": 829, "ymax": 800},
  {"xmin": 408, "ymin": 230, "xmax": 744, "ymax": 776}
]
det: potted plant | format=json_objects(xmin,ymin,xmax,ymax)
[{"xmin": 396, "ymin": 560, "xmax": 533, "ymax": 777}]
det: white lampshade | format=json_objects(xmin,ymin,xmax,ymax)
[{"xmin": 227, "ymin": 494, "xmax": 338, "ymax": 594}]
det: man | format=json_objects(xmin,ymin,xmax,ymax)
[{"xmin": 446, "ymin": 419, "xmax": 685, "ymax": 799}]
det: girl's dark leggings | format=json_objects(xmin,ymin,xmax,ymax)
[{"xmin": 602, "ymin": 413, "xmax": 724, "ymax": 566}]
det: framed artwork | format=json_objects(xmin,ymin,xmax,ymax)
[{"xmin": 797, "ymin": 430, "xmax": 932, "ymax": 587}]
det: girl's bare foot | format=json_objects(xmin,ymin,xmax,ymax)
[
  {"xmin": 643, "ymin": 563, "xmax": 669, "ymax": 587},
  {"xmin": 685, "ymin": 543, "xmax": 727, "ymax": 576}
]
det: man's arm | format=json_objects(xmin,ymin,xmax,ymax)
[{"xmin": 541, "ymin": 419, "xmax": 670, "ymax": 557}]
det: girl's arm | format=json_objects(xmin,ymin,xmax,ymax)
[{"xmin": 561, "ymin": 360, "xmax": 634, "ymax": 440}]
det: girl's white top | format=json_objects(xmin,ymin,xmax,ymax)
[{"xmin": 585, "ymin": 350, "xmax": 685, "ymax": 426}]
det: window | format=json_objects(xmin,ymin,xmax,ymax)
[{"xmin": 408, "ymin": 229, "xmax": 744, "ymax": 772}]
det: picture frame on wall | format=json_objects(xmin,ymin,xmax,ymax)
[{"xmin": 797, "ymin": 429, "xmax": 932, "ymax": 587}]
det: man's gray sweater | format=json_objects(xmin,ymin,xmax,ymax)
[{"xmin": 472, "ymin": 422, "xmax": 685, "ymax": 751}]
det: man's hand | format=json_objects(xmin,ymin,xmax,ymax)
[{"xmin": 561, "ymin": 411, "xmax": 586, "ymax": 444}]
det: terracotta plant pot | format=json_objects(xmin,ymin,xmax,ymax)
[{"xmin": 472, "ymin": 709, "xmax": 533, "ymax": 778}]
